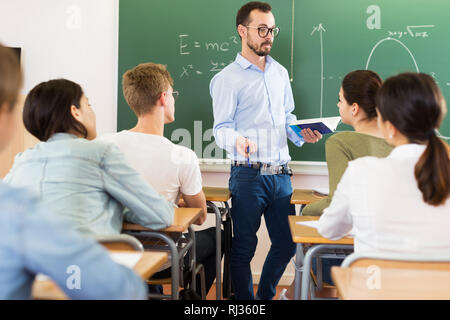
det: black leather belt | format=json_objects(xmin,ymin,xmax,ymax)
[{"xmin": 231, "ymin": 161, "xmax": 293, "ymax": 176}]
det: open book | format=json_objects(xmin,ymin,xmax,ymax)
[{"xmin": 290, "ymin": 116, "xmax": 341, "ymax": 135}]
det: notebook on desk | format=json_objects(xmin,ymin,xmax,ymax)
[{"xmin": 35, "ymin": 252, "xmax": 143, "ymax": 281}]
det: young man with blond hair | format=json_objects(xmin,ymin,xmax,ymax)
[{"xmin": 101, "ymin": 62, "xmax": 221, "ymax": 297}]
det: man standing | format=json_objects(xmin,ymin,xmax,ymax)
[{"xmin": 210, "ymin": 1, "xmax": 322, "ymax": 300}]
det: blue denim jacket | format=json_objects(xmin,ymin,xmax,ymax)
[
  {"xmin": 3, "ymin": 133, "xmax": 174, "ymax": 235},
  {"xmin": 0, "ymin": 182, "xmax": 147, "ymax": 299}
]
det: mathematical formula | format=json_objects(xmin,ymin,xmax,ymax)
[{"xmin": 178, "ymin": 34, "xmax": 239, "ymax": 79}]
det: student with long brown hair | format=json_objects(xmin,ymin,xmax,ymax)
[
  {"xmin": 303, "ymin": 70, "xmax": 393, "ymax": 216},
  {"xmin": 318, "ymin": 72, "xmax": 450, "ymax": 254}
]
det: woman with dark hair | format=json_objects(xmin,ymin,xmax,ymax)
[
  {"xmin": 318, "ymin": 72, "xmax": 450, "ymax": 254},
  {"xmin": 4, "ymin": 79, "xmax": 174, "ymax": 236},
  {"xmin": 303, "ymin": 70, "xmax": 393, "ymax": 216},
  {"xmin": 280, "ymin": 70, "xmax": 393, "ymax": 299}
]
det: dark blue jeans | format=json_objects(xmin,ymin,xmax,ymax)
[{"xmin": 229, "ymin": 166, "xmax": 296, "ymax": 300}]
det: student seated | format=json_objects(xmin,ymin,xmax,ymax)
[
  {"xmin": 318, "ymin": 72, "xmax": 450, "ymax": 254},
  {"xmin": 0, "ymin": 44, "xmax": 147, "ymax": 299},
  {"xmin": 4, "ymin": 78, "xmax": 174, "ymax": 236},
  {"xmin": 303, "ymin": 70, "xmax": 393, "ymax": 216},
  {"xmin": 280, "ymin": 70, "xmax": 392, "ymax": 299},
  {"xmin": 100, "ymin": 63, "xmax": 222, "ymax": 298}
]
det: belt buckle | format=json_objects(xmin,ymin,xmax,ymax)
[{"xmin": 260, "ymin": 163, "xmax": 272, "ymax": 176}]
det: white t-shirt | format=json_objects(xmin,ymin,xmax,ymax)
[
  {"xmin": 318, "ymin": 143, "xmax": 450, "ymax": 255},
  {"xmin": 99, "ymin": 131, "xmax": 202, "ymax": 204}
]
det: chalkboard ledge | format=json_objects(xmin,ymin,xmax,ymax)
[{"xmin": 199, "ymin": 158, "xmax": 328, "ymax": 176}]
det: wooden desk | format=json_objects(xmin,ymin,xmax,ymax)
[
  {"xmin": 32, "ymin": 251, "xmax": 168, "ymax": 300},
  {"xmin": 203, "ymin": 186, "xmax": 232, "ymax": 300},
  {"xmin": 203, "ymin": 186, "xmax": 231, "ymax": 202},
  {"xmin": 290, "ymin": 189, "xmax": 327, "ymax": 205},
  {"xmin": 289, "ymin": 216, "xmax": 353, "ymax": 245},
  {"xmin": 123, "ymin": 207, "xmax": 202, "ymax": 233},
  {"xmin": 331, "ymin": 266, "xmax": 450, "ymax": 300},
  {"xmin": 288, "ymin": 216, "xmax": 354, "ymax": 300}
]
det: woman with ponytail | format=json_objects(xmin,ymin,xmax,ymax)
[{"xmin": 318, "ymin": 72, "xmax": 450, "ymax": 255}]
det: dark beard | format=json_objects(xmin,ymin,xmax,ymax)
[{"xmin": 247, "ymin": 40, "xmax": 271, "ymax": 56}]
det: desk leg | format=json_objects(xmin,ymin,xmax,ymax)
[
  {"xmin": 293, "ymin": 203, "xmax": 305, "ymax": 300},
  {"xmin": 207, "ymin": 201, "xmax": 223, "ymax": 300},
  {"xmin": 188, "ymin": 226, "xmax": 197, "ymax": 292},
  {"xmin": 293, "ymin": 243, "xmax": 304, "ymax": 300}
]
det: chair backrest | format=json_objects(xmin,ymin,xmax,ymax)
[
  {"xmin": 95, "ymin": 234, "xmax": 144, "ymax": 252},
  {"xmin": 342, "ymin": 252, "xmax": 450, "ymax": 271}
]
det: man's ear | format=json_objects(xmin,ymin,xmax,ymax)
[
  {"xmin": 159, "ymin": 92, "xmax": 167, "ymax": 107},
  {"xmin": 237, "ymin": 24, "xmax": 247, "ymax": 39},
  {"xmin": 70, "ymin": 105, "xmax": 82, "ymax": 121}
]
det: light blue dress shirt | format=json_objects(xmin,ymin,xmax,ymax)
[
  {"xmin": 0, "ymin": 182, "xmax": 147, "ymax": 299},
  {"xmin": 210, "ymin": 53, "xmax": 304, "ymax": 164},
  {"xmin": 3, "ymin": 133, "xmax": 174, "ymax": 235}
]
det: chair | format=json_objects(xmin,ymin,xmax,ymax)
[
  {"xmin": 144, "ymin": 232, "xmax": 206, "ymax": 300},
  {"xmin": 95, "ymin": 234, "xmax": 144, "ymax": 252},
  {"xmin": 341, "ymin": 252, "xmax": 450, "ymax": 269},
  {"xmin": 125, "ymin": 229, "xmax": 206, "ymax": 300},
  {"xmin": 335, "ymin": 252, "xmax": 450, "ymax": 299}
]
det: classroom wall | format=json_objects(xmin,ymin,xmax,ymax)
[
  {"xmin": 0, "ymin": 0, "xmax": 119, "ymax": 134},
  {"xmin": 0, "ymin": 0, "xmax": 329, "ymax": 286}
]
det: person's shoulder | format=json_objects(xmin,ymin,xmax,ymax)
[
  {"xmin": 170, "ymin": 144, "xmax": 200, "ymax": 168},
  {"xmin": 0, "ymin": 182, "xmax": 39, "ymax": 215},
  {"xmin": 327, "ymin": 131, "xmax": 383, "ymax": 147},
  {"xmin": 348, "ymin": 153, "xmax": 383, "ymax": 171},
  {"xmin": 325, "ymin": 131, "xmax": 355, "ymax": 148},
  {"xmin": 211, "ymin": 61, "xmax": 239, "ymax": 83},
  {"xmin": 172, "ymin": 143, "xmax": 199, "ymax": 159},
  {"xmin": 98, "ymin": 130, "xmax": 136, "ymax": 147},
  {"xmin": 268, "ymin": 56, "xmax": 289, "ymax": 76}
]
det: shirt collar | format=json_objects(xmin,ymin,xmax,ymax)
[
  {"xmin": 235, "ymin": 52, "xmax": 273, "ymax": 71},
  {"xmin": 47, "ymin": 132, "xmax": 79, "ymax": 142},
  {"xmin": 388, "ymin": 143, "xmax": 427, "ymax": 159}
]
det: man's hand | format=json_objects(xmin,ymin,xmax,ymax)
[
  {"xmin": 236, "ymin": 136, "xmax": 257, "ymax": 158},
  {"xmin": 301, "ymin": 128, "xmax": 322, "ymax": 143}
]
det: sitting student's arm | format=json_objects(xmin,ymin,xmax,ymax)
[
  {"xmin": 177, "ymin": 146, "xmax": 206, "ymax": 225},
  {"xmin": 317, "ymin": 164, "xmax": 353, "ymax": 240},
  {"xmin": 303, "ymin": 135, "xmax": 351, "ymax": 216},
  {"xmin": 22, "ymin": 197, "xmax": 147, "ymax": 299},
  {"xmin": 101, "ymin": 144, "xmax": 174, "ymax": 229},
  {"xmin": 182, "ymin": 190, "xmax": 207, "ymax": 225}
]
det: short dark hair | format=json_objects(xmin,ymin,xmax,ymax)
[
  {"xmin": 236, "ymin": 1, "xmax": 272, "ymax": 29},
  {"xmin": 0, "ymin": 44, "xmax": 22, "ymax": 112},
  {"xmin": 341, "ymin": 70, "xmax": 382, "ymax": 120},
  {"xmin": 23, "ymin": 79, "xmax": 87, "ymax": 141}
]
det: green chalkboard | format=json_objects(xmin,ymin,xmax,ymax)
[{"xmin": 118, "ymin": 0, "xmax": 450, "ymax": 162}]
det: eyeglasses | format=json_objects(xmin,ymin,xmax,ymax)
[
  {"xmin": 245, "ymin": 25, "xmax": 280, "ymax": 38},
  {"xmin": 165, "ymin": 91, "xmax": 179, "ymax": 100}
]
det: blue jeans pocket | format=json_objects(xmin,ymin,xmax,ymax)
[{"xmin": 234, "ymin": 167, "xmax": 259, "ymax": 182}]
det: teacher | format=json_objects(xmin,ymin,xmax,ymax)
[{"xmin": 210, "ymin": 1, "xmax": 322, "ymax": 300}]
